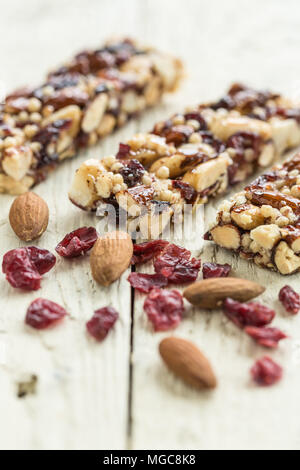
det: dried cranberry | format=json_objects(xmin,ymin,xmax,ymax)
[
  {"xmin": 86, "ymin": 307, "xmax": 119, "ymax": 341},
  {"xmin": 165, "ymin": 125, "xmax": 193, "ymax": 146},
  {"xmin": 34, "ymin": 119, "xmax": 71, "ymax": 146},
  {"xmin": 131, "ymin": 240, "xmax": 169, "ymax": 265},
  {"xmin": 227, "ymin": 131, "xmax": 262, "ymax": 161},
  {"xmin": 26, "ymin": 247, "xmax": 56, "ymax": 274},
  {"xmin": 172, "ymin": 180, "xmax": 197, "ymax": 203},
  {"xmin": 2, "ymin": 247, "xmax": 56, "ymax": 291},
  {"xmin": 202, "ymin": 262, "xmax": 231, "ymax": 279},
  {"xmin": 279, "ymin": 285, "xmax": 300, "ymax": 315},
  {"xmin": 184, "ymin": 112, "xmax": 207, "ymax": 130},
  {"xmin": 250, "ymin": 356, "xmax": 283, "ymax": 386},
  {"xmin": 55, "ymin": 227, "xmax": 98, "ymax": 258},
  {"xmin": 143, "ymin": 288, "xmax": 184, "ymax": 331},
  {"xmin": 43, "ymin": 88, "xmax": 89, "ymax": 110},
  {"xmin": 223, "ymin": 298, "xmax": 275, "ymax": 329},
  {"xmin": 245, "ymin": 326, "xmax": 287, "ymax": 348},
  {"xmin": 116, "ymin": 143, "xmax": 131, "ymax": 159},
  {"xmin": 25, "ymin": 298, "xmax": 67, "ymax": 329},
  {"xmin": 200, "ymin": 131, "xmax": 226, "ymax": 153},
  {"xmin": 128, "ymin": 272, "xmax": 168, "ymax": 293},
  {"xmin": 154, "ymin": 244, "xmax": 201, "ymax": 284},
  {"xmin": 119, "ymin": 159, "xmax": 145, "ymax": 187}
]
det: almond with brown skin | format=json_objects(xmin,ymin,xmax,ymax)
[
  {"xmin": 183, "ymin": 277, "xmax": 265, "ymax": 309},
  {"xmin": 159, "ymin": 337, "xmax": 217, "ymax": 390},
  {"xmin": 9, "ymin": 192, "xmax": 49, "ymax": 242},
  {"xmin": 90, "ymin": 231, "xmax": 133, "ymax": 286}
]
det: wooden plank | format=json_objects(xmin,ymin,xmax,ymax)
[
  {"xmin": 130, "ymin": 181, "xmax": 300, "ymax": 450},
  {"xmin": 0, "ymin": 142, "xmax": 133, "ymax": 449}
]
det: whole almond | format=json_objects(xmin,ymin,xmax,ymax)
[
  {"xmin": 159, "ymin": 337, "xmax": 217, "ymax": 390},
  {"xmin": 183, "ymin": 277, "xmax": 265, "ymax": 309},
  {"xmin": 9, "ymin": 192, "xmax": 49, "ymax": 242},
  {"xmin": 90, "ymin": 231, "xmax": 133, "ymax": 286}
]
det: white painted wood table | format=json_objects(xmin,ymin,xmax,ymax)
[{"xmin": 1, "ymin": 0, "xmax": 300, "ymax": 450}]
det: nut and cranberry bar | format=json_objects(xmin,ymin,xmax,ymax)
[
  {"xmin": 206, "ymin": 153, "xmax": 300, "ymax": 275},
  {"xmin": 69, "ymin": 84, "xmax": 300, "ymax": 238},
  {"xmin": 0, "ymin": 38, "xmax": 183, "ymax": 194}
]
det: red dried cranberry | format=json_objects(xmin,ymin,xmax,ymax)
[
  {"xmin": 172, "ymin": 180, "xmax": 197, "ymax": 203},
  {"xmin": 127, "ymin": 272, "xmax": 168, "ymax": 293},
  {"xmin": 279, "ymin": 285, "xmax": 300, "ymax": 315},
  {"xmin": 86, "ymin": 306, "xmax": 119, "ymax": 341},
  {"xmin": 227, "ymin": 132, "xmax": 262, "ymax": 161},
  {"xmin": 34, "ymin": 119, "xmax": 71, "ymax": 146},
  {"xmin": 26, "ymin": 247, "xmax": 56, "ymax": 275},
  {"xmin": 250, "ymin": 356, "xmax": 283, "ymax": 386},
  {"xmin": 154, "ymin": 244, "xmax": 201, "ymax": 284},
  {"xmin": 143, "ymin": 288, "xmax": 184, "ymax": 331},
  {"xmin": 25, "ymin": 298, "xmax": 67, "ymax": 329},
  {"xmin": 2, "ymin": 247, "xmax": 56, "ymax": 291},
  {"xmin": 55, "ymin": 227, "xmax": 98, "ymax": 258},
  {"xmin": 245, "ymin": 326, "xmax": 287, "ymax": 348},
  {"xmin": 165, "ymin": 125, "xmax": 193, "ymax": 146},
  {"xmin": 119, "ymin": 159, "xmax": 145, "ymax": 187},
  {"xmin": 184, "ymin": 112, "xmax": 207, "ymax": 130},
  {"xmin": 202, "ymin": 262, "xmax": 231, "ymax": 279},
  {"xmin": 131, "ymin": 240, "xmax": 169, "ymax": 265},
  {"xmin": 116, "ymin": 143, "xmax": 131, "ymax": 159},
  {"xmin": 223, "ymin": 298, "xmax": 275, "ymax": 329}
]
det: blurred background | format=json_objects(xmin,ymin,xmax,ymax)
[{"xmin": 1, "ymin": 0, "xmax": 300, "ymax": 104}]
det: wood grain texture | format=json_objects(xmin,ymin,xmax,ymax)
[{"xmin": 1, "ymin": 0, "xmax": 300, "ymax": 450}]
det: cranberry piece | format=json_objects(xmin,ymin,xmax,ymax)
[
  {"xmin": 154, "ymin": 244, "xmax": 201, "ymax": 284},
  {"xmin": 26, "ymin": 247, "xmax": 56, "ymax": 275},
  {"xmin": 172, "ymin": 180, "xmax": 197, "ymax": 203},
  {"xmin": 279, "ymin": 285, "xmax": 300, "ymax": 315},
  {"xmin": 116, "ymin": 143, "xmax": 131, "ymax": 159},
  {"xmin": 165, "ymin": 125, "xmax": 193, "ymax": 146},
  {"xmin": 184, "ymin": 112, "xmax": 207, "ymax": 130},
  {"xmin": 143, "ymin": 288, "xmax": 184, "ymax": 331},
  {"xmin": 223, "ymin": 298, "xmax": 275, "ymax": 329},
  {"xmin": 2, "ymin": 247, "xmax": 56, "ymax": 291},
  {"xmin": 250, "ymin": 356, "xmax": 283, "ymax": 386},
  {"xmin": 119, "ymin": 159, "xmax": 145, "ymax": 187},
  {"xmin": 86, "ymin": 306, "xmax": 119, "ymax": 341},
  {"xmin": 245, "ymin": 326, "xmax": 287, "ymax": 348},
  {"xmin": 55, "ymin": 227, "xmax": 98, "ymax": 258},
  {"xmin": 127, "ymin": 272, "xmax": 168, "ymax": 293},
  {"xmin": 131, "ymin": 240, "xmax": 169, "ymax": 265},
  {"xmin": 202, "ymin": 262, "xmax": 231, "ymax": 279},
  {"xmin": 227, "ymin": 131, "xmax": 262, "ymax": 162},
  {"xmin": 25, "ymin": 298, "xmax": 67, "ymax": 329},
  {"xmin": 34, "ymin": 119, "xmax": 71, "ymax": 146}
]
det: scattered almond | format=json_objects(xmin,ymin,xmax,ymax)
[
  {"xmin": 90, "ymin": 230, "xmax": 133, "ymax": 286},
  {"xmin": 9, "ymin": 192, "xmax": 49, "ymax": 242},
  {"xmin": 183, "ymin": 277, "xmax": 265, "ymax": 309},
  {"xmin": 159, "ymin": 337, "xmax": 217, "ymax": 390}
]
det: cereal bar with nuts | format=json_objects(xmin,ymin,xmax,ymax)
[
  {"xmin": 69, "ymin": 84, "xmax": 300, "ymax": 238},
  {"xmin": 206, "ymin": 153, "xmax": 300, "ymax": 275},
  {"xmin": 0, "ymin": 38, "xmax": 183, "ymax": 194}
]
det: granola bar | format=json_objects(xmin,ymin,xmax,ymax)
[
  {"xmin": 206, "ymin": 153, "xmax": 300, "ymax": 275},
  {"xmin": 69, "ymin": 84, "xmax": 300, "ymax": 238},
  {"xmin": 0, "ymin": 38, "xmax": 183, "ymax": 194}
]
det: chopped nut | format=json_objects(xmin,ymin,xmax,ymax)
[
  {"xmin": 210, "ymin": 224, "xmax": 241, "ymax": 250},
  {"xmin": 250, "ymin": 224, "xmax": 281, "ymax": 250},
  {"xmin": 2, "ymin": 146, "xmax": 33, "ymax": 181},
  {"xmin": 274, "ymin": 241, "xmax": 300, "ymax": 275},
  {"xmin": 82, "ymin": 94, "xmax": 108, "ymax": 133},
  {"xmin": 231, "ymin": 204, "xmax": 264, "ymax": 230}
]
